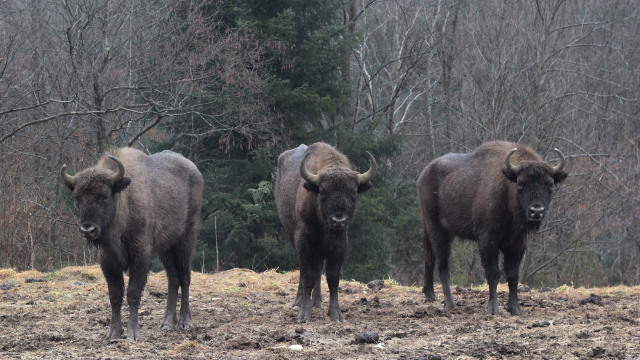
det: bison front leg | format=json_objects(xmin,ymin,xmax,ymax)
[
  {"xmin": 101, "ymin": 264, "xmax": 125, "ymax": 339},
  {"xmin": 325, "ymin": 255, "xmax": 345, "ymax": 322},
  {"xmin": 503, "ymin": 249, "xmax": 525, "ymax": 316},
  {"xmin": 125, "ymin": 261, "xmax": 150, "ymax": 340},
  {"xmin": 296, "ymin": 264, "xmax": 316, "ymax": 323}
]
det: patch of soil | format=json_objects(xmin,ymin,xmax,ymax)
[{"xmin": 0, "ymin": 266, "xmax": 639, "ymax": 359}]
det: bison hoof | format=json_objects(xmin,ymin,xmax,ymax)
[
  {"xmin": 486, "ymin": 303, "xmax": 500, "ymax": 315},
  {"xmin": 424, "ymin": 292, "xmax": 436, "ymax": 302},
  {"xmin": 297, "ymin": 310, "xmax": 311, "ymax": 323},
  {"xmin": 105, "ymin": 327, "xmax": 123, "ymax": 340},
  {"xmin": 443, "ymin": 299, "xmax": 457, "ymax": 311},
  {"xmin": 127, "ymin": 329, "xmax": 141, "ymax": 341},
  {"xmin": 329, "ymin": 312, "xmax": 344, "ymax": 322},
  {"xmin": 507, "ymin": 306, "xmax": 522, "ymax": 316},
  {"xmin": 178, "ymin": 319, "xmax": 192, "ymax": 329}
]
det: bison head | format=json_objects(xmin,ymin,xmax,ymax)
[
  {"xmin": 300, "ymin": 152, "xmax": 376, "ymax": 231},
  {"xmin": 502, "ymin": 148, "xmax": 567, "ymax": 224},
  {"xmin": 61, "ymin": 156, "xmax": 131, "ymax": 242}
]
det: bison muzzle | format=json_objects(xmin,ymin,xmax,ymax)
[
  {"xmin": 417, "ymin": 141, "xmax": 567, "ymax": 315},
  {"xmin": 61, "ymin": 147, "xmax": 203, "ymax": 340}
]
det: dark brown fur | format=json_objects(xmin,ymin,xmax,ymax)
[
  {"xmin": 417, "ymin": 141, "xmax": 567, "ymax": 315},
  {"xmin": 274, "ymin": 143, "xmax": 374, "ymax": 322},
  {"xmin": 61, "ymin": 148, "xmax": 203, "ymax": 339}
]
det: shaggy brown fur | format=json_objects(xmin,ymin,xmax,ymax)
[
  {"xmin": 274, "ymin": 142, "xmax": 376, "ymax": 322},
  {"xmin": 61, "ymin": 147, "xmax": 203, "ymax": 340},
  {"xmin": 417, "ymin": 141, "xmax": 567, "ymax": 316}
]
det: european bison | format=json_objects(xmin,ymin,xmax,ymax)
[
  {"xmin": 61, "ymin": 147, "xmax": 203, "ymax": 340},
  {"xmin": 417, "ymin": 141, "xmax": 567, "ymax": 315},
  {"xmin": 275, "ymin": 143, "xmax": 376, "ymax": 322}
]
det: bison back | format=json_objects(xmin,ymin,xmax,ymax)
[
  {"xmin": 418, "ymin": 141, "xmax": 527, "ymax": 240},
  {"xmin": 111, "ymin": 148, "xmax": 203, "ymax": 250},
  {"xmin": 275, "ymin": 145, "xmax": 308, "ymax": 244}
]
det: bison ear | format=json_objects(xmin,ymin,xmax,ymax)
[
  {"xmin": 112, "ymin": 177, "xmax": 131, "ymax": 193},
  {"xmin": 63, "ymin": 182, "xmax": 75, "ymax": 191},
  {"xmin": 553, "ymin": 171, "xmax": 568, "ymax": 184},
  {"xmin": 501, "ymin": 168, "xmax": 518, "ymax": 183},
  {"xmin": 303, "ymin": 181, "xmax": 319, "ymax": 194},
  {"xmin": 357, "ymin": 181, "xmax": 372, "ymax": 193}
]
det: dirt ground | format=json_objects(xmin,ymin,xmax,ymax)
[{"xmin": 0, "ymin": 266, "xmax": 639, "ymax": 359}]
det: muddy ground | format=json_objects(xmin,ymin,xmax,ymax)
[{"xmin": 0, "ymin": 266, "xmax": 639, "ymax": 359}]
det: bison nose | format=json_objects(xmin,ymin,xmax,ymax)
[
  {"xmin": 79, "ymin": 223, "xmax": 99, "ymax": 240},
  {"xmin": 329, "ymin": 213, "xmax": 348, "ymax": 229},
  {"xmin": 528, "ymin": 205, "xmax": 545, "ymax": 221}
]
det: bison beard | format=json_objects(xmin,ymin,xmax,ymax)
[
  {"xmin": 61, "ymin": 148, "xmax": 203, "ymax": 340},
  {"xmin": 417, "ymin": 141, "xmax": 567, "ymax": 315},
  {"xmin": 274, "ymin": 143, "xmax": 376, "ymax": 322}
]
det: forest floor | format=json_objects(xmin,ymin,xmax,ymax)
[{"xmin": 0, "ymin": 266, "xmax": 639, "ymax": 359}]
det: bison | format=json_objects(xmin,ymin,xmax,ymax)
[
  {"xmin": 417, "ymin": 141, "xmax": 567, "ymax": 315},
  {"xmin": 275, "ymin": 143, "xmax": 376, "ymax": 322},
  {"xmin": 61, "ymin": 147, "xmax": 203, "ymax": 340}
]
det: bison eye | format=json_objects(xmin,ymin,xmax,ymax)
[
  {"xmin": 99, "ymin": 195, "xmax": 108, "ymax": 204},
  {"xmin": 516, "ymin": 184, "xmax": 525, "ymax": 192}
]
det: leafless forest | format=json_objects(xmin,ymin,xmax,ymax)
[{"xmin": 0, "ymin": 0, "xmax": 638, "ymax": 287}]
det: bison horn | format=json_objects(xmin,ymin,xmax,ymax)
[
  {"xmin": 550, "ymin": 148, "xmax": 565, "ymax": 174},
  {"xmin": 108, "ymin": 155, "xmax": 126, "ymax": 181},
  {"xmin": 505, "ymin": 148, "xmax": 520, "ymax": 174},
  {"xmin": 356, "ymin": 151, "xmax": 377, "ymax": 185},
  {"xmin": 300, "ymin": 152, "xmax": 320, "ymax": 186},
  {"xmin": 60, "ymin": 164, "xmax": 76, "ymax": 188}
]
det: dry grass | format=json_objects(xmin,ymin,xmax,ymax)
[
  {"xmin": 1, "ymin": 266, "xmax": 639, "ymax": 359},
  {"xmin": 3, "ymin": 266, "xmax": 639, "ymax": 301}
]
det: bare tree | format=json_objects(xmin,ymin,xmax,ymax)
[
  {"xmin": 352, "ymin": 0, "xmax": 640, "ymax": 286},
  {"xmin": 0, "ymin": 0, "xmax": 275, "ymax": 270}
]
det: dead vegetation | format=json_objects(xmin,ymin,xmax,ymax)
[{"xmin": 1, "ymin": 266, "xmax": 639, "ymax": 359}]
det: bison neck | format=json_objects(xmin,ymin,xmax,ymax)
[
  {"xmin": 96, "ymin": 230, "xmax": 129, "ymax": 270},
  {"xmin": 95, "ymin": 200, "xmax": 132, "ymax": 270},
  {"xmin": 321, "ymin": 228, "xmax": 348, "ymax": 253}
]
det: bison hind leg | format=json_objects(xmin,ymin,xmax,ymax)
[
  {"xmin": 427, "ymin": 226, "xmax": 455, "ymax": 311},
  {"xmin": 292, "ymin": 274, "xmax": 321, "ymax": 310},
  {"xmin": 422, "ymin": 235, "xmax": 436, "ymax": 302},
  {"xmin": 311, "ymin": 265, "xmax": 323, "ymax": 308},
  {"xmin": 159, "ymin": 249, "xmax": 181, "ymax": 330},
  {"xmin": 292, "ymin": 281, "xmax": 302, "ymax": 309}
]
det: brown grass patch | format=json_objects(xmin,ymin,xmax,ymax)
[
  {"xmin": 0, "ymin": 268, "xmax": 17, "ymax": 281},
  {"xmin": 57, "ymin": 265, "xmax": 104, "ymax": 282}
]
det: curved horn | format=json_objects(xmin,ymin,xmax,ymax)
[
  {"xmin": 108, "ymin": 155, "xmax": 125, "ymax": 181},
  {"xmin": 356, "ymin": 151, "xmax": 377, "ymax": 185},
  {"xmin": 60, "ymin": 164, "xmax": 76, "ymax": 188},
  {"xmin": 299, "ymin": 152, "xmax": 319, "ymax": 186},
  {"xmin": 505, "ymin": 148, "xmax": 520, "ymax": 174},
  {"xmin": 550, "ymin": 148, "xmax": 565, "ymax": 174}
]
